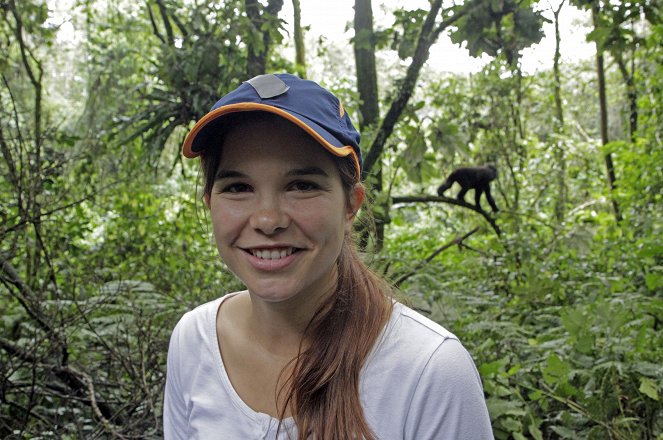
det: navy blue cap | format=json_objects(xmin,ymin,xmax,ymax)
[{"xmin": 182, "ymin": 73, "xmax": 362, "ymax": 177}]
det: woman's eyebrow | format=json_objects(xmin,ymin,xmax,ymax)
[
  {"xmin": 285, "ymin": 166, "xmax": 329, "ymax": 177},
  {"xmin": 215, "ymin": 166, "xmax": 329, "ymax": 180},
  {"xmin": 215, "ymin": 169, "xmax": 246, "ymax": 180}
]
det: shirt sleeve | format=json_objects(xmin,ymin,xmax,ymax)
[
  {"xmin": 403, "ymin": 338, "xmax": 494, "ymax": 440},
  {"xmin": 163, "ymin": 318, "xmax": 189, "ymax": 440}
]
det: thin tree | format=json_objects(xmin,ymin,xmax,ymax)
[
  {"xmin": 591, "ymin": 3, "xmax": 622, "ymax": 221},
  {"xmin": 551, "ymin": 0, "xmax": 567, "ymax": 222},
  {"xmin": 362, "ymin": 0, "xmax": 471, "ymax": 177},
  {"xmin": 292, "ymin": 0, "xmax": 307, "ymax": 77}
]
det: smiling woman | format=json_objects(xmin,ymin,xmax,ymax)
[
  {"xmin": 208, "ymin": 113, "xmax": 354, "ymax": 305},
  {"xmin": 163, "ymin": 73, "xmax": 494, "ymax": 440}
]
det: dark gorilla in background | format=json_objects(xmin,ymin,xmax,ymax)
[{"xmin": 437, "ymin": 164, "xmax": 499, "ymax": 212}]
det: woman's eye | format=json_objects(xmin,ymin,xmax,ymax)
[
  {"xmin": 290, "ymin": 181, "xmax": 318, "ymax": 192},
  {"xmin": 222, "ymin": 183, "xmax": 252, "ymax": 193}
]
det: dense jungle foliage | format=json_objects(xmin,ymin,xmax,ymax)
[{"xmin": 0, "ymin": 0, "xmax": 661, "ymax": 438}]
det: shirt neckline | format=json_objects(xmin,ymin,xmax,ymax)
[
  {"xmin": 208, "ymin": 292, "xmax": 402, "ymax": 432},
  {"xmin": 209, "ymin": 292, "xmax": 297, "ymax": 429}
]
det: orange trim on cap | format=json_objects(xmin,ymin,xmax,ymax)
[{"xmin": 182, "ymin": 103, "xmax": 361, "ymax": 177}]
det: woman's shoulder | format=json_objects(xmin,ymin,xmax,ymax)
[
  {"xmin": 389, "ymin": 301, "xmax": 459, "ymax": 344},
  {"xmin": 361, "ymin": 302, "xmax": 490, "ymax": 438},
  {"xmin": 365, "ymin": 301, "xmax": 476, "ymax": 378},
  {"xmin": 171, "ymin": 291, "xmax": 245, "ymax": 336}
]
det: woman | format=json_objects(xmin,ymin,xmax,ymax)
[{"xmin": 164, "ymin": 73, "xmax": 493, "ymax": 439}]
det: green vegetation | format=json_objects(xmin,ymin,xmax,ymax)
[{"xmin": 1, "ymin": 0, "xmax": 660, "ymax": 438}]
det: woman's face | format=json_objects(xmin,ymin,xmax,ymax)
[{"xmin": 207, "ymin": 116, "xmax": 360, "ymax": 305}]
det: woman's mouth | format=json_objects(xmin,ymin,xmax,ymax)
[{"xmin": 249, "ymin": 247, "xmax": 298, "ymax": 260}]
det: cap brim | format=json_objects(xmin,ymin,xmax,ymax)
[{"xmin": 182, "ymin": 103, "xmax": 360, "ymax": 176}]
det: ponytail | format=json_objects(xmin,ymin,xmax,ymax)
[{"xmin": 277, "ymin": 157, "xmax": 393, "ymax": 440}]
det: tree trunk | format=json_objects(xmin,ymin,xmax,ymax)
[
  {"xmin": 592, "ymin": 4, "xmax": 622, "ymax": 222},
  {"xmin": 244, "ymin": 0, "xmax": 284, "ymax": 78},
  {"xmin": 616, "ymin": 55, "xmax": 638, "ymax": 141},
  {"xmin": 354, "ymin": 0, "xmax": 379, "ymax": 129},
  {"xmin": 353, "ymin": 0, "xmax": 382, "ymax": 248},
  {"xmin": 292, "ymin": 0, "xmax": 307, "ymax": 78}
]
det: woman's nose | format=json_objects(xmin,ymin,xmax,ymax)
[{"xmin": 249, "ymin": 200, "xmax": 290, "ymax": 235}]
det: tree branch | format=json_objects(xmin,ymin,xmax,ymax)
[
  {"xmin": 8, "ymin": 0, "xmax": 43, "ymax": 91},
  {"xmin": 145, "ymin": 1, "xmax": 166, "ymax": 44},
  {"xmin": 0, "ymin": 124, "xmax": 19, "ymax": 190},
  {"xmin": 156, "ymin": 0, "xmax": 175, "ymax": 45},
  {"xmin": 0, "ymin": 189, "xmax": 103, "ymax": 237},
  {"xmin": 391, "ymin": 194, "xmax": 502, "ymax": 236},
  {"xmin": 362, "ymin": 2, "xmax": 473, "ymax": 178},
  {"xmin": 394, "ymin": 226, "xmax": 480, "ymax": 287}
]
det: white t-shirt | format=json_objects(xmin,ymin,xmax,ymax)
[{"xmin": 164, "ymin": 292, "xmax": 494, "ymax": 439}]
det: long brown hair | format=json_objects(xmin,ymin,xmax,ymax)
[{"xmin": 201, "ymin": 113, "xmax": 393, "ymax": 440}]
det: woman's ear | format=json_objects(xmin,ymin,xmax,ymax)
[
  {"xmin": 203, "ymin": 193, "xmax": 211, "ymax": 208},
  {"xmin": 347, "ymin": 184, "xmax": 364, "ymax": 221}
]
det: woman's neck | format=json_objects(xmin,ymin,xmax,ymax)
[{"xmin": 245, "ymin": 277, "xmax": 337, "ymax": 357}]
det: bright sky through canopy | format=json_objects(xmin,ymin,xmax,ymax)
[
  {"xmin": 282, "ymin": 0, "xmax": 596, "ymax": 75},
  {"xmin": 50, "ymin": 0, "xmax": 596, "ymax": 75}
]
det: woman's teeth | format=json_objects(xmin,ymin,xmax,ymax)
[{"xmin": 252, "ymin": 248, "xmax": 294, "ymax": 260}]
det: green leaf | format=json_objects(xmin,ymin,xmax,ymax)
[
  {"xmin": 550, "ymin": 425, "xmax": 579, "ymax": 439},
  {"xmin": 639, "ymin": 377, "xmax": 660, "ymax": 401},
  {"xmin": 645, "ymin": 271, "xmax": 662, "ymax": 291},
  {"xmin": 561, "ymin": 307, "xmax": 586, "ymax": 336},
  {"xmin": 502, "ymin": 416, "xmax": 523, "ymax": 433},
  {"xmin": 479, "ymin": 359, "xmax": 503, "ymax": 376},
  {"xmin": 543, "ymin": 353, "xmax": 570, "ymax": 385},
  {"xmin": 486, "ymin": 397, "xmax": 526, "ymax": 421},
  {"xmin": 529, "ymin": 422, "xmax": 544, "ymax": 440}
]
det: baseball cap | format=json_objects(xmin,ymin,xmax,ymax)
[{"xmin": 182, "ymin": 73, "xmax": 362, "ymax": 177}]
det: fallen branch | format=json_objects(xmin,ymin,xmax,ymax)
[
  {"xmin": 0, "ymin": 335, "xmax": 118, "ymax": 425},
  {"xmin": 0, "ymin": 255, "xmax": 53, "ymax": 334},
  {"xmin": 0, "ymin": 335, "xmax": 36, "ymax": 363},
  {"xmin": 83, "ymin": 371, "xmax": 127, "ymax": 439}
]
